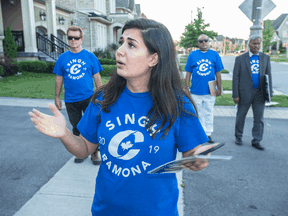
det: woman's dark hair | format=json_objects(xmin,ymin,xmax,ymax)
[{"xmin": 92, "ymin": 18, "xmax": 198, "ymax": 138}]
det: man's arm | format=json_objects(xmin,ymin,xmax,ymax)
[
  {"xmin": 185, "ymin": 72, "xmax": 192, "ymax": 95},
  {"xmin": 232, "ymin": 57, "xmax": 240, "ymax": 104},
  {"xmin": 55, "ymin": 75, "xmax": 64, "ymax": 110},
  {"xmin": 215, "ymin": 71, "xmax": 222, "ymax": 96},
  {"xmin": 93, "ymin": 73, "xmax": 102, "ymax": 88}
]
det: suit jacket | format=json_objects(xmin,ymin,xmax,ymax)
[{"xmin": 232, "ymin": 52, "xmax": 273, "ymax": 104}]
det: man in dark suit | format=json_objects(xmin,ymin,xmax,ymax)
[{"xmin": 232, "ymin": 35, "xmax": 273, "ymax": 150}]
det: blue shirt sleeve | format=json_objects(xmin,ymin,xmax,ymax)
[
  {"xmin": 215, "ymin": 52, "xmax": 224, "ymax": 73},
  {"xmin": 77, "ymin": 101, "xmax": 101, "ymax": 144},
  {"xmin": 53, "ymin": 54, "xmax": 64, "ymax": 76},
  {"xmin": 176, "ymin": 97, "xmax": 208, "ymax": 152},
  {"xmin": 184, "ymin": 53, "xmax": 193, "ymax": 73},
  {"xmin": 90, "ymin": 53, "xmax": 103, "ymax": 75}
]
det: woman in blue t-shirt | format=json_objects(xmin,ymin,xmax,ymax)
[{"xmin": 29, "ymin": 18, "xmax": 216, "ymax": 216}]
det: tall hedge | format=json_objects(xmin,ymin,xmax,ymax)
[
  {"xmin": 100, "ymin": 65, "xmax": 117, "ymax": 76},
  {"xmin": 18, "ymin": 60, "xmax": 48, "ymax": 73},
  {"xmin": 99, "ymin": 58, "xmax": 116, "ymax": 65}
]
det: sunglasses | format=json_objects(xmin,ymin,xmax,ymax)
[
  {"xmin": 198, "ymin": 39, "xmax": 208, "ymax": 43},
  {"xmin": 68, "ymin": 36, "xmax": 81, "ymax": 40}
]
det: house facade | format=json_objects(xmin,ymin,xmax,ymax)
[
  {"xmin": 0, "ymin": 0, "xmax": 145, "ymax": 61},
  {"xmin": 264, "ymin": 13, "xmax": 288, "ymax": 51}
]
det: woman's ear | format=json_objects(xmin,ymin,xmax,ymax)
[{"xmin": 148, "ymin": 53, "xmax": 159, "ymax": 68}]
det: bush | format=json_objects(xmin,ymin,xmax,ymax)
[
  {"xmin": 100, "ymin": 65, "xmax": 117, "ymax": 76},
  {"xmin": 47, "ymin": 62, "xmax": 56, "ymax": 73},
  {"xmin": 3, "ymin": 26, "xmax": 18, "ymax": 62},
  {"xmin": 0, "ymin": 65, "xmax": 3, "ymax": 77},
  {"xmin": 221, "ymin": 69, "xmax": 229, "ymax": 73},
  {"xmin": 0, "ymin": 56, "xmax": 18, "ymax": 77},
  {"xmin": 99, "ymin": 58, "xmax": 116, "ymax": 65},
  {"xmin": 18, "ymin": 60, "xmax": 48, "ymax": 73}
]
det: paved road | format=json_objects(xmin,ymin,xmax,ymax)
[
  {"xmin": 221, "ymin": 55, "xmax": 288, "ymax": 95},
  {"xmin": 0, "ymin": 106, "xmax": 73, "ymax": 216},
  {"xmin": 183, "ymin": 116, "xmax": 288, "ymax": 216}
]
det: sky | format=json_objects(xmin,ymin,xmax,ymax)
[{"xmin": 135, "ymin": 0, "xmax": 288, "ymax": 41}]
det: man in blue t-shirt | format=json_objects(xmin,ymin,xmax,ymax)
[
  {"xmin": 53, "ymin": 26, "xmax": 103, "ymax": 164},
  {"xmin": 184, "ymin": 34, "xmax": 224, "ymax": 143}
]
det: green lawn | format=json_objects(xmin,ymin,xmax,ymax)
[
  {"xmin": 0, "ymin": 72, "xmax": 110, "ymax": 99},
  {"xmin": 1, "ymin": 72, "xmax": 287, "ymax": 107},
  {"xmin": 215, "ymin": 94, "xmax": 288, "ymax": 107}
]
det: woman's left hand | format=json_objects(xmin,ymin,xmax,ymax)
[{"xmin": 181, "ymin": 144, "xmax": 217, "ymax": 171}]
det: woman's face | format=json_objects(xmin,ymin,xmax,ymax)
[{"xmin": 116, "ymin": 28, "xmax": 157, "ymax": 85}]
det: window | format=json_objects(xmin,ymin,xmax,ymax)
[
  {"xmin": 96, "ymin": 0, "xmax": 106, "ymax": 14},
  {"xmin": 283, "ymin": 31, "xmax": 288, "ymax": 38},
  {"xmin": 110, "ymin": 0, "xmax": 116, "ymax": 13},
  {"xmin": 97, "ymin": 23, "xmax": 107, "ymax": 50}
]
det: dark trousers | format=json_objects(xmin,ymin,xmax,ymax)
[
  {"xmin": 235, "ymin": 89, "xmax": 265, "ymax": 141},
  {"xmin": 65, "ymin": 96, "xmax": 91, "ymax": 136}
]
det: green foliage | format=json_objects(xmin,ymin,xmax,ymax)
[
  {"xmin": 3, "ymin": 26, "xmax": 18, "ymax": 62},
  {"xmin": 263, "ymin": 20, "xmax": 276, "ymax": 53},
  {"xmin": 225, "ymin": 42, "xmax": 229, "ymax": 51},
  {"xmin": 94, "ymin": 48, "xmax": 114, "ymax": 59},
  {"xmin": 100, "ymin": 65, "xmax": 117, "ymax": 76},
  {"xmin": 18, "ymin": 60, "xmax": 48, "ymax": 73},
  {"xmin": 108, "ymin": 43, "xmax": 119, "ymax": 50},
  {"xmin": 47, "ymin": 62, "xmax": 56, "ymax": 73},
  {"xmin": 0, "ymin": 56, "xmax": 18, "ymax": 76},
  {"xmin": 180, "ymin": 8, "xmax": 218, "ymax": 49},
  {"xmin": 221, "ymin": 69, "xmax": 229, "ymax": 73},
  {"xmin": 0, "ymin": 65, "xmax": 4, "ymax": 76},
  {"xmin": 99, "ymin": 58, "xmax": 116, "ymax": 65}
]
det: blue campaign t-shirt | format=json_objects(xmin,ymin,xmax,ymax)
[
  {"xmin": 250, "ymin": 55, "xmax": 260, "ymax": 89},
  {"xmin": 77, "ymin": 86, "xmax": 208, "ymax": 216},
  {"xmin": 185, "ymin": 49, "xmax": 224, "ymax": 95},
  {"xmin": 53, "ymin": 49, "xmax": 103, "ymax": 103}
]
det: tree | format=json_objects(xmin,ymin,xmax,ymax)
[
  {"xmin": 3, "ymin": 26, "xmax": 18, "ymax": 63},
  {"xmin": 180, "ymin": 8, "xmax": 217, "ymax": 49},
  {"xmin": 262, "ymin": 20, "xmax": 275, "ymax": 53}
]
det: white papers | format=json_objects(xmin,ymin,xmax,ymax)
[{"xmin": 148, "ymin": 155, "xmax": 232, "ymax": 174}]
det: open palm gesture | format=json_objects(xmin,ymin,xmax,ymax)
[{"xmin": 29, "ymin": 104, "xmax": 66, "ymax": 138}]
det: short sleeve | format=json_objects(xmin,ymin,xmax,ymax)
[
  {"xmin": 77, "ymin": 101, "xmax": 101, "ymax": 144},
  {"xmin": 53, "ymin": 55, "xmax": 64, "ymax": 76},
  {"xmin": 184, "ymin": 53, "xmax": 193, "ymax": 73},
  {"xmin": 91, "ymin": 53, "xmax": 103, "ymax": 75},
  {"xmin": 215, "ymin": 52, "xmax": 224, "ymax": 73},
  {"xmin": 176, "ymin": 98, "xmax": 208, "ymax": 152}
]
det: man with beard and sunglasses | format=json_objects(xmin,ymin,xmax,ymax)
[
  {"xmin": 185, "ymin": 34, "xmax": 224, "ymax": 144},
  {"xmin": 53, "ymin": 26, "xmax": 102, "ymax": 164}
]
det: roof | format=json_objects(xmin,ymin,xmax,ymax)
[
  {"xmin": 272, "ymin": 14, "xmax": 288, "ymax": 30},
  {"xmin": 89, "ymin": 13, "xmax": 112, "ymax": 23},
  {"xmin": 116, "ymin": 0, "xmax": 135, "ymax": 11}
]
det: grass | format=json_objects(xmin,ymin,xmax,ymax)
[
  {"xmin": 222, "ymin": 80, "xmax": 232, "ymax": 90},
  {"xmin": 1, "ymin": 71, "xmax": 287, "ymax": 107},
  {"xmin": 0, "ymin": 72, "xmax": 110, "ymax": 99},
  {"xmin": 215, "ymin": 94, "xmax": 288, "ymax": 107},
  {"xmin": 270, "ymin": 55, "xmax": 288, "ymax": 62}
]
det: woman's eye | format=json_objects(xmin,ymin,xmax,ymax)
[
  {"xmin": 119, "ymin": 41, "xmax": 123, "ymax": 46},
  {"xmin": 128, "ymin": 43, "xmax": 135, "ymax": 48}
]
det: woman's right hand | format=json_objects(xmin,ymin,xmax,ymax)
[{"xmin": 29, "ymin": 104, "xmax": 66, "ymax": 138}]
